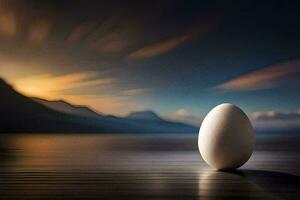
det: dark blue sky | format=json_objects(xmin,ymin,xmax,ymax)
[{"xmin": 0, "ymin": 0, "xmax": 300, "ymax": 127}]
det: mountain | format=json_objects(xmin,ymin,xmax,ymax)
[
  {"xmin": 0, "ymin": 79, "xmax": 100, "ymax": 133},
  {"xmin": 124, "ymin": 110, "xmax": 197, "ymax": 133},
  {"xmin": 0, "ymin": 78, "xmax": 198, "ymax": 133},
  {"xmin": 126, "ymin": 111, "xmax": 162, "ymax": 121},
  {"xmin": 33, "ymin": 98, "xmax": 103, "ymax": 119}
]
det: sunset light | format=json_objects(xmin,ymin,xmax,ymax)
[{"xmin": 0, "ymin": 1, "xmax": 299, "ymax": 200}]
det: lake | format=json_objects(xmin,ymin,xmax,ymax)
[{"xmin": 0, "ymin": 133, "xmax": 299, "ymax": 200}]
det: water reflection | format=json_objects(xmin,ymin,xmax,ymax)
[
  {"xmin": 0, "ymin": 134, "xmax": 14, "ymax": 164},
  {"xmin": 0, "ymin": 134, "xmax": 298, "ymax": 200},
  {"xmin": 198, "ymin": 169, "xmax": 300, "ymax": 200},
  {"xmin": 198, "ymin": 170, "xmax": 279, "ymax": 199},
  {"xmin": 243, "ymin": 170, "xmax": 300, "ymax": 200},
  {"xmin": 1, "ymin": 134, "xmax": 198, "ymax": 171},
  {"xmin": 0, "ymin": 134, "xmax": 201, "ymax": 199}
]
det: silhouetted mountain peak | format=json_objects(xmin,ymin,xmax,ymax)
[
  {"xmin": 127, "ymin": 110, "xmax": 162, "ymax": 121},
  {"xmin": 0, "ymin": 77, "xmax": 73, "ymax": 126},
  {"xmin": 0, "ymin": 78, "xmax": 197, "ymax": 133},
  {"xmin": 0, "ymin": 78, "xmax": 5, "ymax": 84},
  {"xmin": 0, "ymin": 78, "xmax": 12, "ymax": 90},
  {"xmin": 32, "ymin": 97, "xmax": 104, "ymax": 119}
]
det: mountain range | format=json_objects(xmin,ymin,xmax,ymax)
[{"xmin": 0, "ymin": 79, "xmax": 197, "ymax": 133}]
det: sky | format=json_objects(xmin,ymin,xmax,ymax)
[{"xmin": 0, "ymin": 0, "xmax": 300, "ymax": 129}]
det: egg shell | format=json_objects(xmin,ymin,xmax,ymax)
[{"xmin": 198, "ymin": 103, "xmax": 254, "ymax": 170}]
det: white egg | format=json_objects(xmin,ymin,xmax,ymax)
[{"xmin": 198, "ymin": 103, "xmax": 254, "ymax": 170}]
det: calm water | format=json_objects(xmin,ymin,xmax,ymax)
[{"xmin": 0, "ymin": 133, "xmax": 299, "ymax": 200}]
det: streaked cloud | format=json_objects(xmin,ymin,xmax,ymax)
[
  {"xmin": 251, "ymin": 109, "xmax": 300, "ymax": 130},
  {"xmin": 85, "ymin": 17, "xmax": 134, "ymax": 54},
  {"xmin": 93, "ymin": 32, "xmax": 129, "ymax": 53},
  {"xmin": 122, "ymin": 88, "xmax": 151, "ymax": 96},
  {"xmin": 166, "ymin": 108, "xmax": 201, "ymax": 126},
  {"xmin": 67, "ymin": 21, "xmax": 97, "ymax": 44},
  {"xmin": 58, "ymin": 93, "xmax": 138, "ymax": 116},
  {"xmin": 127, "ymin": 17, "xmax": 222, "ymax": 61},
  {"xmin": 0, "ymin": 9, "xmax": 16, "ymax": 36},
  {"xmin": 215, "ymin": 59, "xmax": 300, "ymax": 91},
  {"xmin": 10, "ymin": 71, "xmax": 145, "ymax": 115},
  {"xmin": 12, "ymin": 71, "xmax": 115, "ymax": 99},
  {"xmin": 251, "ymin": 111, "xmax": 300, "ymax": 120},
  {"xmin": 127, "ymin": 33, "xmax": 194, "ymax": 60},
  {"xmin": 28, "ymin": 18, "xmax": 52, "ymax": 42}
]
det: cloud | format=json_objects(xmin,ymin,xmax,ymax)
[
  {"xmin": 215, "ymin": 59, "xmax": 300, "ymax": 91},
  {"xmin": 58, "ymin": 93, "xmax": 139, "ymax": 116},
  {"xmin": 127, "ymin": 33, "xmax": 193, "ymax": 60},
  {"xmin": 166, "ymin": 108, "xmax": 201, "ymax": 126},
  {"xmin": 12, "ymin": 71, "xmax": 116, "ymax": 99},
  {"xmin": 92, "ymin": 32, "xmax": 129, "ymax": 53},
  {"xmin": 251, "ymin": 110, "xmax": 300, "ymax": 130},
  {"xmin": 86, "ymin": 17, "xmax": 134, "ymax": 54},
  {"xmin": 0, "ymin": 9, "xmax": 16, "ymax": 36},
  {"xmin": 127, "ymin": 16, "xmax": 223, "ymax": 61},
  {"xmin": 122, "ymin": 88, "xmax": 151, "ymax": 96},
  {"xmin": 28, "ymin": 18, "xmax": 52, "ymax": 42},
  {"xmin": 67, "ymin": 18, "xmax": 130, "ymax": 53},
  {"xmin": 67, "ymin": 21, "xmax": 97, "ymax": 44},
  {"xmin": 251, "ymin": 111, "xmax": 300, "ymax": 120},
  {"xmin": 10, "ymin": 71, "xmax": 146, "ymax": 116}
]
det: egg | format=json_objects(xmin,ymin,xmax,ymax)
[{"xmin": 198, "ymin": 103, "xmax": 254, "ymax": 170}]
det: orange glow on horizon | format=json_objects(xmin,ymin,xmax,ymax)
[
  {"xmin": 10, "ymin": 71, "xmax": 144, "ymax": 116},
  {"xmin": 12, "ymin": 72, "xmax": 115, "ymax": 99}
]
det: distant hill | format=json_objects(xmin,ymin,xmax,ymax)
[
  {"xmin": 0, "ymin": 78, "xmax": 197, "ymax": 133},
  {"xmin": 0, "ymin": 79, "xmax": 101, "ymax": 133},
  {"xmin": 126, "ymin": 111, "xmax": 162, "ymax": 121},
  {"xmin": 33, "ymin": 97, "xmax": 103, "ymax": 119}
]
